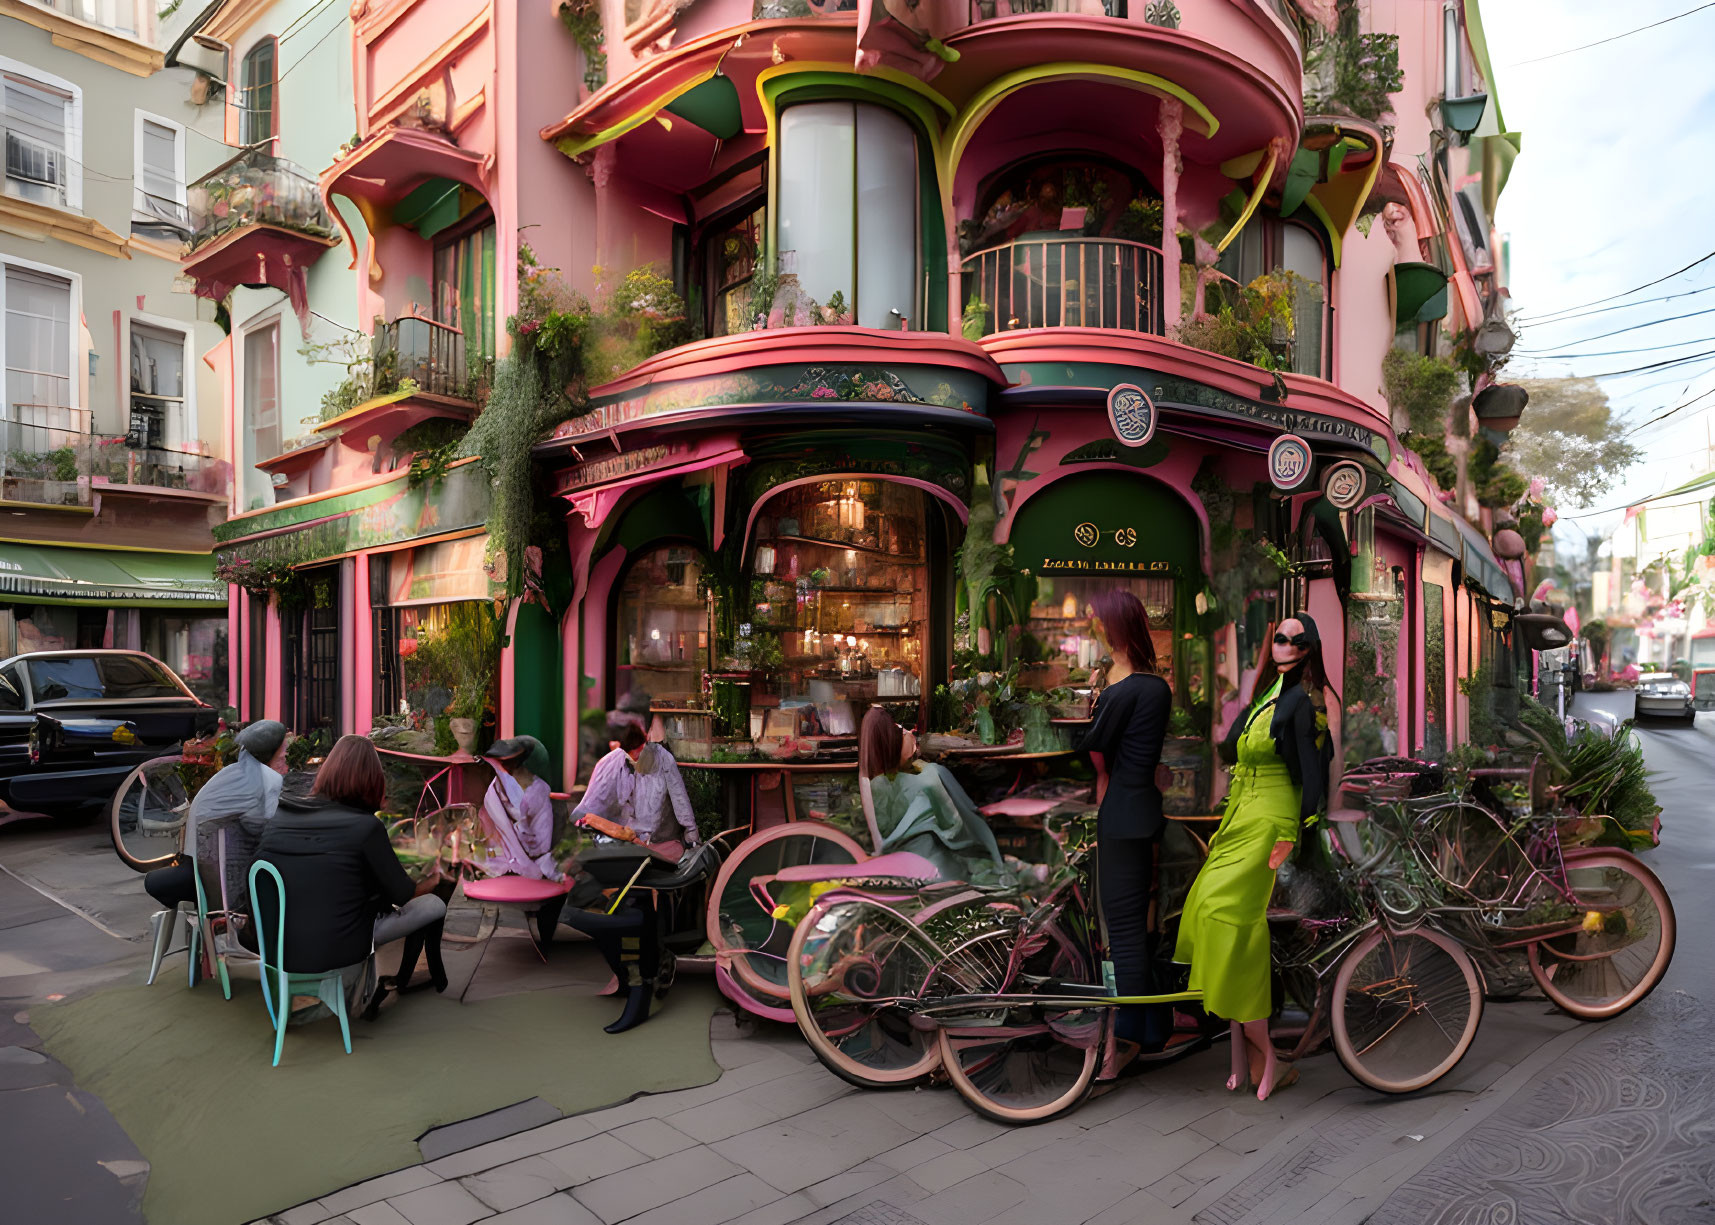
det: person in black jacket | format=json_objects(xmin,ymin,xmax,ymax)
[
  {"xmin": 1080, "ymin": 589, "xmax": 1174, "ymax": 1069},
  {"xmin": 248, "ymin": 735, "xmax": 447, "ymax": 1012}
]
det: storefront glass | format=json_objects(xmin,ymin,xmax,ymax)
[
  {"xmin": 1021, "ymin": 575, "xmax": 1175, "ymax": 700},
  {"xmin": 747, "ymin": 479, "xmax": 931, "ymax": 738},
  {"xmin": 616, "ymin": 545, "xmax": 709, "ymax": 708},
  {"xmin": 140, "ymin": 612, "xmax": 227, "ymax": 706}
]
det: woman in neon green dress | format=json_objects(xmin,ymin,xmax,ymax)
[{"xmin": 1174, "ymin": 614, "xmax": 1336, "ymax": 1101}]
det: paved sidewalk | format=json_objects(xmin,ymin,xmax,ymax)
[{"xmin": 253, "ymin": 993, "xmax": 1595, "ymax": 1225}]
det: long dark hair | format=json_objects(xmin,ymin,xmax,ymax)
[
  {"xmin": 859, "ymin": 706, "xmax": 904, "ymax": 780},
  {"xmin": 1091, "ymin": 589, "xmax": 1157, "ymax": 674},
  {"xmin": 1251, "ymin": 616, "xmax": 1335, "ymax": 705}
]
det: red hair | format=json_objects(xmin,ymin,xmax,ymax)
[
  {"xmin": 859, "ymin": 706, "xmax": 903, "ymax": 780},
  {"xmin": 313, "ymin": 734, "xmax": 387, "ymax": 812},
  {"xmin": 1091, "ymin": 589, "xmax": 1157, "ymax": 673}
]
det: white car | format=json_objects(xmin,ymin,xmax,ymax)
[{"xmin": 1635, "ymin": 672, "xmax": 1695, "ymax": 722}]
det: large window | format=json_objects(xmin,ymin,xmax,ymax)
[
  {"xmin": 241, "ymin": 321, "xmax": 279, "ymax": 510},
  {"xmin": 3, "ymin": 263, "xmax": 78, "ymax": 454},
  {"xmin": 238, "ymin": 38, "xmax": 276, "ymax": 147},
  {"xmin": 132, "ymin": 112, "xmax": 187, "ymax": 239},
  {"xmin": 129, "ymin": 321, "xmax": 186, "ymax": 450},
  {"xmin": 777, "ymin": 102, "xmax": 920, "ymax": 329},
  {"xmin": 433, "ymin": 217, "xmax": 496, "ymax": 369},
  {"xmin": 699, "ymin": 202, "xmax": 765, "ymax": 337},
  {"xmin": 1216, "ymin": 217, "xmax": 1328, "ymax": 377},
  {"xmin": 2, "ymin": 64, "xmax": 78, "ymax": 210},
  {"xmin": 616, "ymin": 545, "xmax": 709, "ymax": 709},
  {"xmin": 140, "ymin": 613, "xmax": 226, "ymax": 706}
]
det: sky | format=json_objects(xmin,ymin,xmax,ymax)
[{"xmin": 1482, "ymin": 0, "xmax": 1715, "ymax": 558}]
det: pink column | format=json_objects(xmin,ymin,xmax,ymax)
[
  {"xmin": 264, "ymin": 599, "xmax": 283, "ymax": 723},
  {"xmin": 500, "ymin": 596, "xmax": 520, "ymax": 739},
  {"xmin": 1159, "ymin": 98, "xmax": 1184, "ymax": 331},
  {"xmin": 230, "ymin": 586, "xmax": 244, "ymax": 717},
  {"xmin": 353, "ymin": 552, "xmax": 373, "ymax": 734}
]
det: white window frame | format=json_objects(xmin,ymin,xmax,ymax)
[
  {"xmin": 124, "ymin": 311, "xmax": 195, "ymax": 452},
  {"xmin": 0, "ymin": 55, "xmax": 83, "ymax": 214},
  {"xmin": 0, "ymin": 252, "xmax": 84, "ymax": 427},
  {"xmin": 131, "ymin": 109, "xmax": 187, "ymax": 237},
  {"xmin": 236, "ymin": 307, "xmax": 284, "ymax": 511}
]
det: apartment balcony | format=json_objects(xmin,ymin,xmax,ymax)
[
  {"xmin": 961, "ymin": 236, "xmax": 1165, "ymax": 338},
  {"xmin": 0, "ymin": 405, "xmax": 90, "ymax": 507},
  {"xmin": 182, "ymin": 148, "xmax": 338, "ymax": 304},
  {"xmin": 314, "ymin": 316, "xmax": 488, "ymax": 453},
  {"xmin": 84, "ymin": 436, "xmax": 230, "ymax": 502}
]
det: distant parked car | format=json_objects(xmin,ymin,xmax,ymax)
[
  {"xmin": 1634, "ymin": 671, "xmax": 1696, "ymax": 723},
  {"xmin": 0, "ymin": 651, "xmax": 218, "ymax": 822}
]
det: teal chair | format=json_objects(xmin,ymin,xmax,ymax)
[
  {"xmin": 189, "ymin": 828, "xmax": 265, "ymax": 1000},
  {"xmin": 248, "ymin": 860, "xmax": 354, "ymax": 1067}
]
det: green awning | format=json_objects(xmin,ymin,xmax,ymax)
[
  {"xmin": 1009, "ymin": 471, "xmax": 1201, "ymax": 578},
  {"xmin": 1454, "ymin": 516, "xmax": 1515, "ymax": 603},
  {"xmin": 394, "ymin": 178, "xmax": 464, "ymax": 240},
  {"xmin": 0, "ymin": 544, "xmax": 224, "ymax": 607}
]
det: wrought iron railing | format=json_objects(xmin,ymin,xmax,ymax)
[
  {"xmin": 373, "ymin": 316, "xmax": 485, "ymax": 401},
  {"xmin": 186, "ymin": 147, "xmax": 336, "ymax": 253},
  {"xmin": 960, "ymin": 237, "xmax": 1164, "ymax": 337},
  {"xmin": 968, "ymin": 0, "xmax": 1125, "ymax": 21}
]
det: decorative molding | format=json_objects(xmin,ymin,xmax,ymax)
[
  {"xmin": 201, "ymin": 0, "xmax": 274, "ymax": 44},
  {"xmin": 0, "ymin": 193, "xmax": 130, "ymax": 258},
  {"xmin": 0, "ymin": 0, "xmax": 163, "ymax": 76}
]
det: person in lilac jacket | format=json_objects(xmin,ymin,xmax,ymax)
[{"xmin": 479, "ymin": 736, "xmax": 560, "ymax": 880}]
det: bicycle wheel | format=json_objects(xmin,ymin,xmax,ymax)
[
  {"xmin": 1331, "ymin": 927, "xmax": 1483, "ymax": 1094},
  {"xmin": 789, "ymin": 894, "xmax": 943, "ymax": 1089},
  {"xmin": 110, "ymin": 755, "xmax": 192, "ymax": 873},
  {"xmin": 1527, "ymin": 851, "xmax": 1675, "ymax": 1021},
  {"xmin": 706, "ymin": 823, "xmax": 866, "ymax": 1011},
  {"xmin": 936, "ymin": 1004, "xmax": 1103, "ymax": 1125}
]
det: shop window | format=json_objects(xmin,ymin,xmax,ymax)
[
  {"xmin": 1216, "ymin": 217, "xmax": 1328, "ymax": 378},
  {"xmin": 129, "ymin": 321, "xmax": 186, "ymax": 450},
  {"xmin": 616, "ymin": 545, "xmax": 709, "ymax": 709},
  {"xmin": 385, "ymin": 541, "xmax": 499, "ymax": 732},
  {"xmin": 747, "ymin": 480, "xmax": 931, "ymax": 733},
  {"xmin": 698, "ymin": 201, "xmax": 765, "ymax": 337},
  {"xmin": 14, "ymin": 605, "xmax": 107, "ymax": 653},
  {"xmin": 433, "ymin": 217, "xmax": 496, "ymax": 369},
  {"xmin": 238, "ymin": 39, "xmax": 276, "ymax": 147},
  {"xmin": 371, "ymin": 554, "xmax": 400, "ymax": 719},
  {"xmin": 139, "ymin": 612, "xmax": 225, "ymax": 706},
  {"xmin": 241, "ymin": 320, "xmax": 279, "ymax": 511},
  {"xmin": 1021, "ymin": 576, "xmax": 1174, "ymax": 700},
  {"xmin": 1424, "ymin": 580, "xmax": 1447, "ymax": 757},
  {"xmin": 777, "ymin": 102, "xmax": 919, "ymax": 328}
]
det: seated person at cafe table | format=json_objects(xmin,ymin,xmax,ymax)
[
  {"xmin": 557, "ymin": 722, "xmax": 702, "ymax": 1034},
  {"xmin": 246, "ymin": 735, "xmax": 448, "ymax": 1015},
  {"xmin": 478, "ymin": 735, "xmax": 560, "ymax": 881}
]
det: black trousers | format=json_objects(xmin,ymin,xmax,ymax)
[
  {"xmin": 1098, "ymin": 834, "xmax": 1169, "ymax": 1050},
  {"xmin": 558, "ymin": 893, "xmax": 659, "ymax": 985},
  {"xmin": 144, "ymin": 861, "xmax": 197, "ymax": 910}
]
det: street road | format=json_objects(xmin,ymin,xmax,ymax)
[{"xmin": 0, "ymin": 697, "xmax": 1711, "ymax": 1225}]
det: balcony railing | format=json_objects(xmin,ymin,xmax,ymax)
[
  {"xmin": 373, "ymin": 316, "xmax": 485, "ymax": 402},
  {"xmin": 0, "ymin": 405, "xmax": 91, "ymax": 505},
  {"xmin": 961, "ymin": 237, "xmax": 1164, "ymax": 337},
  {"xmin": 968, "ymin": 0, "xmax": 1125, "ymax": 21},
  {"xmin": 753, "ymin": 0, "xmax": 856, "ymax": 16},
  {"xmin": 187, "ymin": 148, "xmax": 336, "ymax": 254},
  {"xmin": 85, "ymin": 437, "xmax": 230, "ymax": 496}
]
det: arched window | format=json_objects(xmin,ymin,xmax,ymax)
[
  {"xmin": 777, "ymin": 102, "xmax": 920, "ymax": 328},
  {"xmin": 239, "ymin": 38, "xmax": 277, "ymax": 147},
  {"xmin": 1216, "ymin": 217, "xmax": 1329, "ymax": 378}
]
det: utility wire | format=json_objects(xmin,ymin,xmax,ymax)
[
  {"xmin": 1513, "ymin": 250, "xmax": 1715, "ymax": 320},
  {"xmin": 1504, "ymin": 1, "xmax": 1715, "ymax": 66},
  {"xmin": 1519, "ymin": 304, "xmax": 1715, "ymax": 349},
  {"xmin": 1514, "ymin": 336, "xmax": 1715, "ymax": 360},
  {"xmin": 1565, "ymin": 351, "xmax": 1715, "ymax": 381},
  {"xmin": 1521, "ymin": 283, "xmax": 1715, "ymax": 327},
  {"xmin": 1625, "ymin": 383, "xmax": 1715, "ymax": 437}
]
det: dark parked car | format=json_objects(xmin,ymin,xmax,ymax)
[{"xmin": 0, "ymin": 650, "xmax": 218, "ymax": 822}]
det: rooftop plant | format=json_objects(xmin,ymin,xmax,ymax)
[{"xmin": 1300, "ymin": 0, "xmax": 1403, "ymax": 123}]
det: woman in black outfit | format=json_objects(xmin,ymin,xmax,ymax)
[{"xmin": 1080, "ymin": 589, "xmax": 1174, "ymax": 1067}]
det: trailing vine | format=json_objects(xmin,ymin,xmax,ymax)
[
  {"xmin": 1300, "ymin": 0, "xmax": 1404, "ymax": 123},
  {"xmin": 555, "ymin": 0, "xmax": 607, "ymax": 90}
]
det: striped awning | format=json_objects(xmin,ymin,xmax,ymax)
[{"xmin": 0, "ymin": 544, "xmax": 223, "ymax": 606}]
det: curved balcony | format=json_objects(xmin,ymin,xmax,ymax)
[
  {"xmin": 961, "ymin": 236, "xmax": 1164, "ymax": 338},
  {"xmin": 182, "ymin": 148, "xmax": 338, "ymax": 305}
]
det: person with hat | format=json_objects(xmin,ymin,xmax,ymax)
[
  {"xmin": 478, "ymin": 735, "xmax": 560, "ymax": 881},
  {"xmin": 143, "ymin": 719, "xmax": 291, "ymax": 923},
  {"xmin": 1175, "ymin": 615, "xmax": 1338, "ymax": 1102}
]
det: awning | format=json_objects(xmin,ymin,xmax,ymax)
[
  {"xmin": 1454, "ymin": 517, "xmax": 1515, "ymax": 603},
  {"xmin": 388, "ymin": 536, "xmax": 490, "ymax": 606},
  {"xmin": 1426, "ymin": 506, "xmax": 1463, "ymax": 558},
  {"xmin": 0, "ymin": 544, "xmax": 224, "ymax": 607}
]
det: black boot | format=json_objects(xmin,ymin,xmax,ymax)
[
  {"xmin": 605, "ymin": 981, "xmax": 653, "ymax": 1034},
  {"xmin": 423, "ymin": 919, "xmax": 448, "ymax": 993}
]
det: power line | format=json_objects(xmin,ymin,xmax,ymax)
[
  {"xmin": 1504, "ymin": 1, "xmax": 1715, "ymax": 67},
  {"xmin": 1514, "ymin": 336, "xmax": 1715, "ymax": 360},
  {"xmin": 1521, "ymin": 283, "xmax": 1715, "ymax": 327},
  {"xmin": 1520, "ymin": 304, "xmax": 1715, "ymax": 349},
  {"xmin": 1625, "ymin": 382, "xmax": 1715, "ymax": 437},
  {"xmin": 1576, "ymin": 351, "xmax": 1715, "ymax": 381},
  {"xmin": 1513, "ymin": 250, "xmax": 1715, "ymax": 320}
]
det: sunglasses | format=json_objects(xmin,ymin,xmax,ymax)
[{"xmin": 1273, "ymin": 632, "xmax": 1312, "ymax": 647}]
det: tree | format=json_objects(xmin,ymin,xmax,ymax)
[{"xmin": 1502, "ymin": 378, "xmax": 1640, "ymax": 508}]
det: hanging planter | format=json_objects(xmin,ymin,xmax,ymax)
[
  {"xmin": 1392, "ymin": 261, "xmax": 1450, "ymax": 324},
  {"xmin": 1473, "ymin": 380, "xmax": 1530, "ymax": 433},
  {"xmin": 1440, "ymin": 93, "xmax": 1489, "ymax": 135}
]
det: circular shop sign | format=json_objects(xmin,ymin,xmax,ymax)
[
  {"xmin": 1107, "ymin": 384, "xmax": 1157, "ymax": 448},
  {"xmin": 1322, "ymin": 461, "xmax": 1367, "ymax": 510},
  {"xmin": 1073, "ymin": 521, "xmax": 1100, "ymax": 548},
  {"xmin": 1267, "ymin": 435, "xmax": 1314, "ymax": 492}
]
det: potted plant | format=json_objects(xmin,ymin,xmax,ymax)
[{"xmin": 448, "ymin": 686, "xmax": 483, "ymax": 755}]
